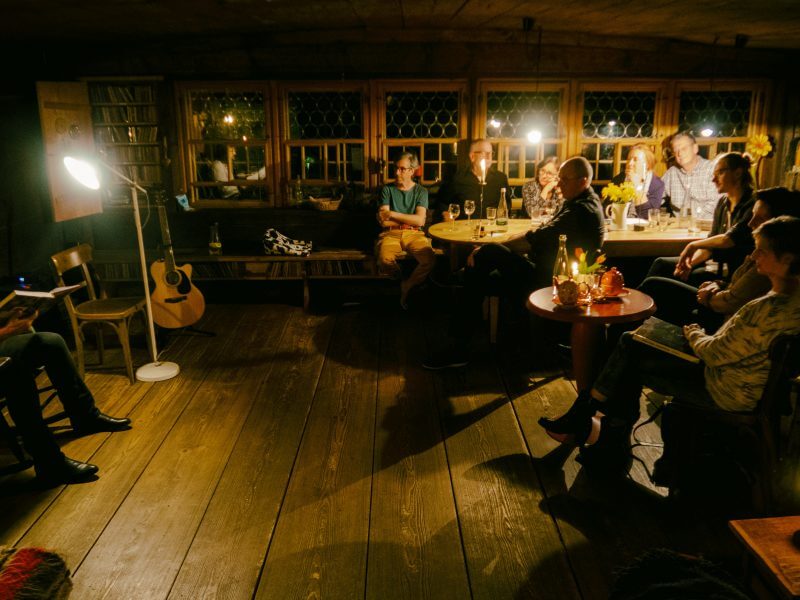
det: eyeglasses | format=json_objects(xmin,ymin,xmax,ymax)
[{"xmin": 396, "ymin": 166, "xmax": 415, "ymax": 172}]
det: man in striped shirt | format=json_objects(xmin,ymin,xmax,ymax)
[{"xmin": 661, "ymin": 132, "xmax": 722, "ymax": 221}]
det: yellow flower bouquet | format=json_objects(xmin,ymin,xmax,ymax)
[{"xmin": 601, "ymin": 181, "xmax": 638, "ymax": 204}]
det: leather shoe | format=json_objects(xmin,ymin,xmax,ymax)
[
  {"xmin": 36, "ymin": 457, "xmax": 99, "ymax": 486},
  {"xmin": 73, "ymin": 412, "xmax": 132, "ymax": 435}
]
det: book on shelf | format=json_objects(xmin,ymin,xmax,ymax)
[
  {"xmin": 632, "ymin": 317, "xmax": 700, "ymax": 364},
  {"xmin": 0, "ymin": 284, "xmax": 82, "ymax": 318}
]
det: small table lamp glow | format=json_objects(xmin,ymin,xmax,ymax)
[{"xmin": 63, "ymin": 156, "xmax": 179, "ymax": 382}]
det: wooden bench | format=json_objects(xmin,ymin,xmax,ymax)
[{"xmin": 94, "ymin": 247, "xmax": 445, "ymax": 311}]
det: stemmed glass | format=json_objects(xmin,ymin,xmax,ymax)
[
  {"xmin": 448, "ymin": 203, "xmax": 461, "ymax": 231},
  {"xmin": 464, "ymin": 200, "xmax": 476, "ymax": 229}
]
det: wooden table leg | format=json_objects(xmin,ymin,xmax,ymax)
[
  {"xmin": 570, "ymin": 322, "xmax": 606, "ymax": 391},
  {"xmin": 449, "ymin": 242, "xmax": 459, "ymax": 271}
]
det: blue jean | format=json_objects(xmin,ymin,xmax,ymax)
[
  {"xmin": 593, "ymin": 331, "xmax": 715, "ymax": 423},
  {"xmin": 0, "ymin": 332, "xmax": 98, "ymax": 463},
  {"xmin": 638, "ymin": 276, "xmax": 723, "ymax": 332}
]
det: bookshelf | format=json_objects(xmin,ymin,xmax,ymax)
[{"xmin": 88, "ymin": 79, "xmax": 163, "ymax": 206}]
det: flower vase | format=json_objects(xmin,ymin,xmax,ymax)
[{"xmin": 605, "ymin": 202, "xmax": 630, "ymax": 231}]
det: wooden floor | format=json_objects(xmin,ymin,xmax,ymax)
[{"xmin": 0, "ymin": 300, "xmax": 741, "ymax": 599}]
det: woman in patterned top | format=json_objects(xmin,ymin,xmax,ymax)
[
  {"xmin": 522, "ymin": 156, "xmax": 563, "ymax": 218},
  {"xmin": 538, "ymin": 215, "xmax": 800, "ymax": 474}
]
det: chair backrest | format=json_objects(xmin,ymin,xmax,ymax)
[
  {"xmin": 50, "ymin": 244, "xmax": 98, "ymax": 315},
  {"xmin": 759, "ymin": 332, "xmax": 800, "ymax": 449}
]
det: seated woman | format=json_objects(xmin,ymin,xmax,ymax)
[
  {"xmin": 522, "ymin": 156, "xmax": 562, "ymax": 218},
  {"xmin": 647, "ymin": 152, "xmax": 756, "ymax": 286},
  {"xmin": 609, "ymin": 144, "xmax": 664, "ymax": 219},
  {"xmin": 639, "ymin": 187, "xmax": 800, "ymax": 331},
  {"xmin": 539, "ymin": 215, "xmax": 800, "ymax": 475}
]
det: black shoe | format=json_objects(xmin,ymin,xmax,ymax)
[
  {"xmin": 538, "ymin": 392, "xmax": 594, "ymax": 437},
  {"xmin": 422, "ymin": 350, "xmax": 469, "ymax": 370},
  {"xmin": 36, "ymin": 457, "xmax": 99, "ymax": 486},
  {"xmin": 651, "ymin": 457, "xmax": 676, "ymax": 488},
  {"xmin": 73, "ymin": 412, "xmax": 132, "ymax": 435}
]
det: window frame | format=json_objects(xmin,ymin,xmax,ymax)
[{"xmin": 175, "ymin": 81, "xmax": 274, "ymax": 208}]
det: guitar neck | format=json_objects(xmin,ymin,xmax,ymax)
[{"xmin": 155, "ymin": 193, "xmax": 178, "ymax": 272}]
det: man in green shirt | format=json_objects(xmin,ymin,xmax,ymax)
[{"xmin": 377, "ymin": 152, "xmax": 435, "ymax": 309}]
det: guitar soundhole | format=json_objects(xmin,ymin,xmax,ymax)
[{"xmin": 165, "ymin": 271, "xmax": 182, "ymax": 287}]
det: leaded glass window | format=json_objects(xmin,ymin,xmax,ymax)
[
  {"xmin": 184, "ymin": 88, "xmax": 270, "ymax": 203},
  {"xmin": 582, "ymin": 92, "xmax": 656, "ymax": 139},
  {"xmin": 288, "ymin": 92, "xmax": 363, "ymax": 139},
  {"xmin": 485, "ymin": 91, "xmax": 560, "ymax": 139},
  {"xmin": 385, "ymin": 92, "xmax": 459, "ymax": 139},
  {"xmin": 678, "ymin": 91, "xmax": 751, "ymax": 138}
]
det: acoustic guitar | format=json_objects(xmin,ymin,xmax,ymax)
[{"xmin": 150, "ymin": 192, "xmax": 206, "ymax": 328}]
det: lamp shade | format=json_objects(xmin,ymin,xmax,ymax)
[{"xmin": 63, "ymin": 156, "xmax": 101, "ymax": 190}]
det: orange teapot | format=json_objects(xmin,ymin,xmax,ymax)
[{"xmin": 600, "ymin": 267, "xmax": 625, "ymax": 296}]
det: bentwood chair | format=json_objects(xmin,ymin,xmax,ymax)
[
  {"xmin": 50, "ymin": 244, "xmax": 146, "ymax": 384},
  {"xmin": 665, "ymin": 332, "xmax": 800, "ymax": 513}
]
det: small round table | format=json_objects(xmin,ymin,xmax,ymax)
[
  {"xmin": 429, "ymin": 218, "xmax": 541, "ymax": 269},
  {"xmin": 527, "ymin": 287, "xmax": 656, "ymax": 390}
]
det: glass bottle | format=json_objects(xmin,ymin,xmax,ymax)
[
  {"xmin": 496, "ymin": 187, "xmax": 508, "ymax": 231},
  {"xmin": 209, "ymin": 222, "xmax": 222, "ymax": 254},
  {"xmin": 552, "ymin": 234, "xmax": 570, "ymax": 296}
]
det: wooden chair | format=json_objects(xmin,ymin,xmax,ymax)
[
  {"xmin": 50, "ymin": 244, "xmax": 146, "ymax": 384},
  {"xmin": 665, "ymin": 332, "xmax": 800, "ymax": 513}
]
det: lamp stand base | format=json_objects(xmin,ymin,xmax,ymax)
[{"xmin": 136, "ymin": 361, "xmax": 180, "ymax": 382}]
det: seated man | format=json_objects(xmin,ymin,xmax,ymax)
[
  {"xmin": 661, "ymin": 132, "xmax": 721, "ymax": 221},
  {"xmin": 376, "ymin": 152, "xmax": 436, "ymax": 309},
  {"xmin": 437, "ymin": 138, "xmax": 509, "ymax": 221},
  {"xmin": 0, "ymin": 308, "xmax": 131, "ymax": 485},
  {"xmin": 424, "ymin": 156, "xmax": 605, "ymax": 369},
  {"xmin": 539, "ymin": 216, "xmax": 800, "ymax": 478}
]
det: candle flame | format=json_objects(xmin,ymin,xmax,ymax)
[{"xmin": 479, "ymin": 158, "xmax": 487, "ymax": 184}]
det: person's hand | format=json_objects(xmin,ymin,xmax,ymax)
[
  {"xmin": 542, "ymin": 179, "xmax": 558, "ymax": 196},
  {"xmin": 466, "ymin": 246, "xmax": 481, "ymax": 268},
  {"xmin": 3, "ymin": 309, "xmax": 38, "ymax": 335},
  {"xmin": 441, "ymin": 210, "xmax": 454, "ymax": 222},
  {"xmin": 377, "ymin": 210, "xmax": 392, "ymax": 226},
  {"xmin": 696, "ymin": 282, "xmax": 720, "ymax": 306},
  {"xmin": 683, "ymin": 323, "xmax": 703, "ymax": 337}
]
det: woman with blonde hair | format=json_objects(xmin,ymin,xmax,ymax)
[{"xmin": 609, "ymin": 144, "xmax": 664, "ymax": 219}]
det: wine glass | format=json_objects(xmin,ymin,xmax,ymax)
[
  {"xmin": 448, "ymin": 203, "xmax": 461, "ymax": 231},
  {"xmin": 464, "ymin": 200, "xmax": 476, "ymax": 229},
  {"xmin": 486, "ymin": 207, "xmax": 497, "ymax": 230}
]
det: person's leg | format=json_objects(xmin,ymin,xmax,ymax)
[
  {"xmin": 376, "ymin": 231, "xmax": 403, "ymax": 276},
  {"xmin": 646, "ymin": 256, "xmax": 679, "ymax": 279},
  {"xmin": 400, "ymin": 231, "xmax": 436, "ymax": 300},
  {"xmin": 638, "ymin": 276, "xmax": 699, "ymax": 326}
]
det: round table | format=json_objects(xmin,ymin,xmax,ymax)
[
  {"xmin": 526, "ymin": 287, "xmax": 656, "ymax": 390},
  {"xmin": 429, "ymin": 218, "xmax": 540, "ymax": 269}
]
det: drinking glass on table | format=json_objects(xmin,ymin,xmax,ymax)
[
  {"xmin": 464, "ymin": 200, "xmax": 476, "ymax": 228},
  {"xmin": 486, "ymin": 207, "xmax": 497, "ymax": 230},
  {"xmin": 647, "ymin": 207, "xmax": 660, "ymax": 229},
  {"xmin": 448, "ymin": 203, "xmax": 461, "ymax": 231}
]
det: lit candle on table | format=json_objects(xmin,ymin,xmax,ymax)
[
  {"xmin": 479, "ymin": 158, "xmax": 486, "ymax": 184},
  {"xmin": 572, "ymin": 262, "xmax": 578, "ymax": 277}
]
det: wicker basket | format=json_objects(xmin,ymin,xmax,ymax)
[{"xmin": 308, "ymin": 196, "xmax": 342, "ymax": 211}]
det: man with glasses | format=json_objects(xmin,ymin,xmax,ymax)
[
  {"xmin": 437, "ymin": 138, "xmax": 509, "ymax": 221},
  {"xmin": 376, "ymin": 152, "xmax": 436, "ymax": 309},
  {"xmin": 661, "ymin": 132, "xmax": 721, "ymax": 220},
  {"xmin": 424, "ymin": 156, "xmax": 604, "ymax": 369}
]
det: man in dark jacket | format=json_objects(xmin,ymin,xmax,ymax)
[{"xmin": 424, "ymin": 156, "xmax": 605, "ymax": 369}]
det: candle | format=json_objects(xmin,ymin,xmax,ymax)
[
  {"xmin": 571, "ymin": 262, "xmax": 578, "ymax": 277},
  {"xmin": 479, "ymin": 158, "xmax": 486, "ymax": 184}
]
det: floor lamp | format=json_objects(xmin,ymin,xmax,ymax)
[{"xmin": 63, "ymin": 156, "xmax": 179, "ymax": 382}]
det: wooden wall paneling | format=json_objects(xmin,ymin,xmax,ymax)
[{"xmin": 36, "ymin": 81, "xmax": 102, "ymax": 222}]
